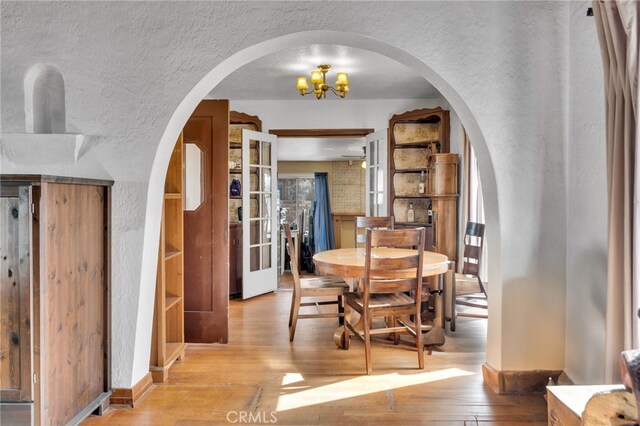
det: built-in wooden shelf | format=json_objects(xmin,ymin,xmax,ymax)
[
  {"xmin": 165, "ymin": 343, "xmax": 185, "ymax": 363},
  {"xmin": 150, "ymin": 134, "xmax": 186, "ymax": 384},
  {"xmin": 394, "ymin": 194, "xmax": 429, "ymax": 199},
  {"xmin": 165, "ymin": 296, "xmax": 181, "ymax": 312},
  {"xmin": 164, "ymin": 249, "xmax": 181, "ymax": 261},
  {"xmin": 395, "ymin": 168, "xmax": 429, "ymax": 173},
  {"xmin": 396, "ymin": 221, "xmax": 432, "ymax": 227}
]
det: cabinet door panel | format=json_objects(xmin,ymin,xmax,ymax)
[{"xmin": 0, "ymin": 186, "xmax": 32, "ymax": 403}]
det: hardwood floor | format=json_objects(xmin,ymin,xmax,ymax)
[{"xmin": 85, "ymin": 290, "xmax": 547, "ymax": 425}]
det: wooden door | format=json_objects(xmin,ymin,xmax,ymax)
[
  {"xmin": 183, "ymin": 100, "xmax": 229, "ymax": 343},
  {"xmin": 241, "ymin": 129, "xmax": 278, "ymax": 299},
  {"xmin": 0, "ymin": 186, "xmax": 33, "ymax": 404}
]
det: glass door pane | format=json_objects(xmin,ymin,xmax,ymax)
[
  {"xmin": 365, "ymin": 130, "xmax": 388, "ymax": 217},
  {"xmin": 242, "ymin": 130, "xmax": 278, "ymax": 299}
]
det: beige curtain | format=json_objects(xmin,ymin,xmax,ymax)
[
  {"xmin": 460, "ymin": 133, "xmax": 487, "ymax": 283},
  {"xmin": 593, "ymin": 0, "xmax": 638, "ymax": 383}
]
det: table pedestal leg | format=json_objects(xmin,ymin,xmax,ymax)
[{"xmin": 422, "ymin": 273, "xmax": 446, "ymax": 346}]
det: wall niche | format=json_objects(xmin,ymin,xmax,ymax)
[{"xmin": 24, "ymin": 63, "xmax": 66, "ymax": 134}]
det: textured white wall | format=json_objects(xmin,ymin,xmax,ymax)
[
  {"xmin": 0, "ymin": 1, "xmax": 583, "ymax": 387},
  {"xmin": 565, "ymin": 2, "xmax": 607, "ymax": 384}
]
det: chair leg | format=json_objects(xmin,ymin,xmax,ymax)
[
  {"xmin": 390, "ymin": 316, "xmax": 400, "ymax": 345},
  {"xmin": 338, "ymin": 295, "xmax": 344, "ymax": 326},
  {"xmin": 450, "ymin": 274, "xmax": 457, "ymax": 332},
  {"xmin": 289, "ymin": 294, "xmax": 301, "ymax": 341},
  {"xmin": 363, "ymin": 310, "xmax": 372, "ymax": 375},
  {"xmin": 415, "ymin": 309, "xmax": 424, "ymax": 370},
  {"xmin": 477, "ymin": 276, "xmax": 489, "ymax": 301}
]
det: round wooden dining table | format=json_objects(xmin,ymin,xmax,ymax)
[{"xmin": 313, "ymin": 248, "xmax": 449, "ymax": 348}]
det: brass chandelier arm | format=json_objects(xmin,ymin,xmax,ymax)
[{"xmin": 325, "ymin": 85, "xmax": 347, "ymax": 98}]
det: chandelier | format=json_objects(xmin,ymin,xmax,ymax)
[{"xmin": 296, "ymin": 64, "xmax": 349, "ymax": 99}]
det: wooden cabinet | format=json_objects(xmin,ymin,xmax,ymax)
[
  {"xmin": 150, "ymin": 135, "xmax": 186, "ymax": 383},
  {"xmin": 228, "ymin": 112, "xmax": 261, "ymax": 298},
  {"xmin": 427, "ymin": 154, "xmax": 458, "ymax": 261},
  {"xmin": 388, "ymin": 108, "xmax": 458, "ymax": 263},
  {"xmin": 229, "ymin": 223, "xmax": 242, "ymax": 297},
  {"xmin": 0, "ymin": 175, "xmax": 112, "ymax": 425}
]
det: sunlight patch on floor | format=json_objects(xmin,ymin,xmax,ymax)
[
  {"xmin": 282, "ymin": 372, "xmax": 305, "ymax": 385},
  {"xmin": 276, "ymin": 368, "xmax": 474, "ymax": 411}
]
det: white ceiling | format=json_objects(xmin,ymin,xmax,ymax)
[
  {"xmin": 210, "ymin": 44, "xmax": 440, "ymax": 161},
  {"xmin": 209, "ymin": 44, "xmax": 439, "ymax": 100},
  {"xmin": 277, "ymin": 137, "xmax": 366, "ymax": 162}
]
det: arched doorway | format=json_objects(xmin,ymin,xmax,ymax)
[{"xmin": 142, "ymin": 30, "xmax": 502, "ymax": 376}]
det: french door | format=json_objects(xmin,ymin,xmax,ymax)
[
  {"xmin": 242, "ymin": 129, "xmax": 278, "ymax": 299},
  {"xmin": 365, "ymin": 129, "xmax": 388, "ymax": 216}
]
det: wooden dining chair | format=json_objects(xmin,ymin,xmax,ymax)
[
  {"xmin": 445, "ymin": 222, "xmax": 486, "ymax": 331},
  {"xmin": 284, "ymin": 223, "xmax": 349, "ymax": 342},
  {"xmin": 343, "ymin": 227, "xmax": 426, "ymax": 375},
  {"xmin": 354, "ymin": 216, "xmax": 394, "ymax": 248}
]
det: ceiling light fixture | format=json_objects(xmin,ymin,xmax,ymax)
[{"xmin": 296, "ymin": 64, "xmax": 349, "ymax": 99}]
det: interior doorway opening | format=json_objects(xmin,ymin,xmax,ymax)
[{"xmin": 146, "ymin": 31, "xmax": 501, "ymax": 386}]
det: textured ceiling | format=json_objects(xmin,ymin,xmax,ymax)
[
  {"xmin": 277, "ymin": 137, "xmax": 366, "ymax": 161},
  {"xmin": 209, "ymin": 44, "xmax": 439, "ymax": 100}
]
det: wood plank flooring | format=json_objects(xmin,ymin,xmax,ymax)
[{"xmin": 85, "ymin": 290, "xmax": 547, "ymax": 425}]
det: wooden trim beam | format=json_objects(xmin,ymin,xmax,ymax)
[
  {"xmin": 269, "ymin": 128, "xmax": 374, "ymax": 138},
  {"xmin": 110, "ymin": 373, "xmax": 154, "ymax": 407},
  {"xmin": 482, "ymin": 363, "xmax": 563, "ymax": 394}
]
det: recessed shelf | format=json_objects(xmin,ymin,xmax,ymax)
[
  {"xmin": 396, "ymin": 221, "xmax": 431, "ymax": 227},
  {"xmin": 394, "ymin": 168, "xmax": 428, "ymax": 173},
  {"xmin": 394, "ymin": 141, "xmax": 440, "ymax": 148},
  {"xmin": 165, "ymin": 296, "xmax": 181, "ymax": 311},
  {"xmin": 165, "ymin": 342, "xmax": 186, "ymax": 363},
  {"xmin": 394, "ymin": 194, "xmax": 430, "ymax": 198},
  {"xmin": 164, "ymin": 249, "xmax": 182, "ymax": 261}
]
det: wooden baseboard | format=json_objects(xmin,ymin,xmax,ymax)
[
  {"xmin": 482, "ymin": 363, "xmax": 563, "ymax": 394},
  {"xmin": 110, "ymin": 372, "xmax": 154, "ymax": 407}
]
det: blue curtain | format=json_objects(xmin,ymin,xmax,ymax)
[{"xmin": 313, "ymin": 172, "xmax": 334, "ymax": 253}]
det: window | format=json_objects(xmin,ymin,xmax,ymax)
[{"xmin": 277, "ymin": 174, "xmax": 315, "ymax": 239}]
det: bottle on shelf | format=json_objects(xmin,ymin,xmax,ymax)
[
  {"xmin": 418, "ymin": 170, "xmax": 425, "ymax": 194},
  {"xmin": 407, "ymin": 203, "xmax": 415, "ymax": 223},
  {"xmin": 427, "ymin": 202, "xmax": 433, "ymax": 224}
]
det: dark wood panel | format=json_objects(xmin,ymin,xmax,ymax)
[
  {"xmin": 40, "ymin": 183, "xmax": 106, "ymax": 424},
  {"xmin": 229, "ymin": 224, "xmax": 242, "ymax": 297},
  {"xmin": 183, "ymin": 100, "xmax": 229, "ymax": 343},
  {"xmin": 183, "ymin": 117, "xmax": 214, "ymax": 313}
]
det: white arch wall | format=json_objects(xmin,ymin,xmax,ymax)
[{"xmin": 0, "ymin": 1, "xmax": 604, "ymax": 388}]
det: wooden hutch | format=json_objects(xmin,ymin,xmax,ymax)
[{"xmin": 388, "ymin": 107, "xmax": 458, "ymax": 263}]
